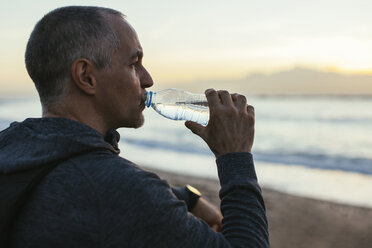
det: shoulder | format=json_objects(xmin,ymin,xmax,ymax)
[
  {"xmin": 69, "ymin": 151, "xmax": 160, "ymax": 183},
  {"xmin": 64, "ymin": 151, "xmax": 168, "ymax": 201}
]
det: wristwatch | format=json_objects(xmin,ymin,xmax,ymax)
[{"xmin": 185, "ymin": 184, "xmax": 202, "ymax": 211}]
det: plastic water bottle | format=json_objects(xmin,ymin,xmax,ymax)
[{"xmin": 145, "ymin": 88, "xmax": 209, "ymax": 125}]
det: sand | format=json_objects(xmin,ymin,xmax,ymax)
[{"xmin": 145, "ymin": 167, "xmax": 372, "ymax": 248}]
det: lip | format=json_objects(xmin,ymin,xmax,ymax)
[
  {"xmin": 140, "ymin": 92, "xmax": 147, "ymax": 107},
  {"xmin": 139, "ymin": 99, "xmax": 146, "ymax": 110}
]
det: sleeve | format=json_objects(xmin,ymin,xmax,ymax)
[
  {"xmin": 171, "ymin": 186, "xmax": 191, "ymax": 207},
  {"xmin": 217, "ymin": 152, "xmax": 269, "ymax": 247},
  {"xmin": 99, "ymin": 153, "xmax": 269, "ymax": 248}
]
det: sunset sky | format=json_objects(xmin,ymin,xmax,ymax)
[{"xmin": 0, "ymin": 0, "xmax": 371, "ymax": 96}]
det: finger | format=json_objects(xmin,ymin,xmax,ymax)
[
  {"xmin": 205, "ymin": 88, "xmax": 219, "ymax": 105},
  {"xmin": 205, "ymin": 89, "xmax": 220, "ymax": 112},
  {"xmin": 235, "ymin": 95, "xmax": 247, "ymax": 112},
  {"xmin": 185, "ymin": 121, "xmax": 205, "ymax": 138},
  {"xmin": 247, "ymin": 104, "xmax": 255, "ymax": 116},
  {"xmin": 218, "ymin": 90, "xmax": 233, "ymax": 106},
  {"xmin": 231, "ymin": 93, "xmax": 238, "ymax": 100}
]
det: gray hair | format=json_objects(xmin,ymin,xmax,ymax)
[{"xmin": 25, "ymin": 6, "xmax": 124, "ymax": 109}]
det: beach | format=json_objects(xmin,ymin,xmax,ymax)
[
  {"xmin": 2, "ymin": 97, "xmax": 372, "ymax": 247},
  {"xmin": 146, "ymin": 166, "xmax": 372, "ymax": 248}
]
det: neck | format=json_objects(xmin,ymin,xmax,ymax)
[{"xmin": 42, "ymin": 99, "xmax": 110, "ymax": 136}]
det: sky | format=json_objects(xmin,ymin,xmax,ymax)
[{"xmin": 0, "ymin": 0, "xmax": 371, "ymax": 96}]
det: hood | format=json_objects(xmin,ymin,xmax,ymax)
[{"xmin": 0, "ymin": 117, "xmax": 120, "ymax": 174}]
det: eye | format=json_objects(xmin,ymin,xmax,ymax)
[
  {"xmin": 130, "ymin": 61, "xmax": 142, "ymax": 70},
  {"xmin": 129, "ymin": 62, "xmax": 138, "ymax": 69}
]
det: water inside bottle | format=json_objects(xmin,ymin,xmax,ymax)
[{"xmin": 152, "ymin": 101, "xmax": 209, "ymax": 125}]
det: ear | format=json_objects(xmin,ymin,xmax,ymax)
[{"xmin": 71, "ymin": 59, "xmax": 97, "ymax": 95}]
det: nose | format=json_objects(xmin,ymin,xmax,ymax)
[{"xmin": 140, "ymin": 66, "xmax": 154, "ymax": 89}]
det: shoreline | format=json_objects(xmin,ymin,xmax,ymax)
[
  {"xmin": 121, "ymin": 143, "xmax": 372, "ymax": 209},
  {"xmin": 145, "ymin": 166, "xmax": 372, "ymax": 248}
]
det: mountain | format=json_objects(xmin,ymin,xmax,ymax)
[{"xmin": 164, "ymin": 67, "xmax": 372, "ymax": 95}]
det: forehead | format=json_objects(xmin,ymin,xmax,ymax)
[{"xmin": 108, "ymin": 15, "xmax": 142, "ymax": 57}]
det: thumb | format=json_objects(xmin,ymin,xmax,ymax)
[{"xmin": 185, "ymin": 121, "xmax": 205, "ymax": 137}]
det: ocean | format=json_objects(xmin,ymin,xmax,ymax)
[{"xmin": 1, "ymin": 95, "xmax": 372, "ymax": 208}]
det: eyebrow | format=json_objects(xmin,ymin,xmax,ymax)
[{"xmin": 129, "ymin": 50, "xmax": 143, "ymax": 61}]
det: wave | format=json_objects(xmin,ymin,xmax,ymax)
[
  {"xmin": 123, "ymin": 137, "xmax": 211, "ymax": 155},
  {"xmin": 253, "ymin": 152, "xmax": 372, "ymax": 175},
  {"xmin": 257, "ymin": 114, "xmax": 372, "ymax": 124},
  {"xmin": 122, "ymin": 138, "xmax": 372, "ymax": 175}
]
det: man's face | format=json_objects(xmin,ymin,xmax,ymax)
[{"xmin": 94, "ymin": 16, "xmax": 153, "ymax": 129}]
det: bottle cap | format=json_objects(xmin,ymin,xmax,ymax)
[{"xmin": 145, "ymin": 91, "xmax": 153, "ymax": 107}]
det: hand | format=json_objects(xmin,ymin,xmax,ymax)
[
  {"xmin": 191, "ymin": 197, "xmax": 223, "ymax": 232},
  {"xmin": 185, "ymin": 89, "xmax": 255, "ymax": 158}
]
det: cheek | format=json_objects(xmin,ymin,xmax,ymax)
[{"xmin": 116, "ymin": 71, "xmax": 139, "ymax": 93}]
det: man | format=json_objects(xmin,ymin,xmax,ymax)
[{"xmin": 0, "ymin": 6, "xmax": 269, "ymax": 247}]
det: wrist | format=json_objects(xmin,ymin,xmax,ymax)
[
  {"xmin": 216, "ymin": 152, "xmax": 257, "ymax": 186},
  {"xmin": 184, "ymin": 184, "xmax": 202, "ymax": 211},
  {"xmin": 216, "ymin": 151, "xmax": 252, "ymax": 160}
]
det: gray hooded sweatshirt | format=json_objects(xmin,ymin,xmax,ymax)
[{"xmin": 0, "ymin": 117, "xmax": 269, "ymax": 247}]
